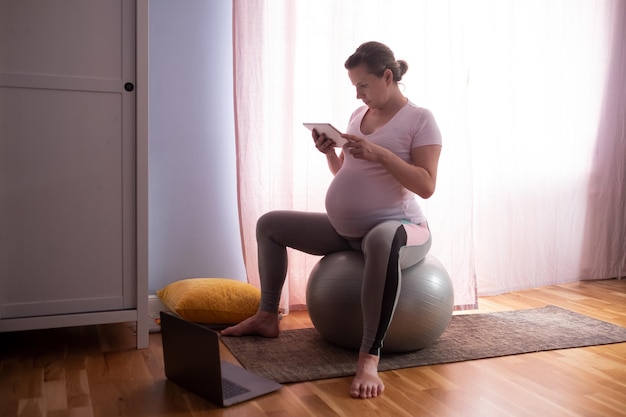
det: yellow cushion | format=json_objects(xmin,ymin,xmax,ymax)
[{"xmin": 157, "ymin": 278, "xmax": 260, "ymax": 324}]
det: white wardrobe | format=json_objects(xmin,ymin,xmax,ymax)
[{"xmin": 0, "ymin": 0, "xmax": 148, "ymax": 347}]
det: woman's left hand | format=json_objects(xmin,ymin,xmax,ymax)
[{"xmin": 341, "ymin": 134, "xmax": 387, "ymax": 162}]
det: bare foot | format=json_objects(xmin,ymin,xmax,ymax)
[
  {"xmin": 350, "ymin": 352, "xmax": 384, "ymax": 399},
  {"xmin": 220, "ymin": 311, "xmax": 280, "ymax": 338}
]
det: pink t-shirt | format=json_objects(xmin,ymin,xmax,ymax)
[{"xmin": 325, "ymin": 101, "xmax": 442, "ymax": 237}]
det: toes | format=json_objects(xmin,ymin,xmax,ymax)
[
  {"xmin": 350, "ymin": 381, "xmax": 363, "ymax": 398},
  {"xmin": 350, "ymin": 382, "xmax": 382, "ymax": 399}
]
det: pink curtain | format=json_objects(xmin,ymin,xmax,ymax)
[
  {"xmin": 581, "ymin": 1, "xmax": 626, "ymax": 280},
  {"xmin": 233, "ymin": 0, "xmax": 620, "ymax": 312}
]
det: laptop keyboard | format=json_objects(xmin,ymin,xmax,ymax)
[{"xmin": 222, "ymin": 378, "xmax": 251, "ymax": 399}]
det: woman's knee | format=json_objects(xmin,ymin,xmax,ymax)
[{"xmin": 256, "ymin": 210, "xmax": 288, "ymax": 239}]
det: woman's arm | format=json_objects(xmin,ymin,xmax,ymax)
[
  {"xmin": 343, "ymin": 134, "xmax": 441, "ymax": 198},
  {"xmin": 326, "ymin": 151, "xmax": 344, "ymax": 175},
  {"xmin": 392, "ymin": 144, "xmax": 441, "ymax": 198}
]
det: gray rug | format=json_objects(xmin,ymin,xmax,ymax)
[{"xmin": 221, "ymin": 306, "xmax": 626, "ymax": 383}]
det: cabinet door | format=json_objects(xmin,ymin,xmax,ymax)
[{"xmin": 0, "ymin": 0, "xmax": 136, "ymax": 318}]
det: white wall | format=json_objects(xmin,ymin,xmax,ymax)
[{"xmin": 148, "ymin": 0, "xmax": 246, "ymax": 293}]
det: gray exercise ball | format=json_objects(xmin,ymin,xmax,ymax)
[{"xmin": 306, "ymin": 251, "xmax": 454, "ymax": 353}]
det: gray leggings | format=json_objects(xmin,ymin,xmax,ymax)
[{"xmin": 256, "ymin": 210, "xmax": 432, "ymax": 355}]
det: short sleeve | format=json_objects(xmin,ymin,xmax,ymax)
[{"xmin": 411, "ymin": 108, "xmax": 442, "ymax": 148}]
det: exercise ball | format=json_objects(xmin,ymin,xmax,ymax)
[{"xmin": 306, "ymin": 251, "xmax": 454, "ymax": 353}]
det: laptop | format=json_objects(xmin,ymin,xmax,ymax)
[{"xmin": 160, "ymin": 311, "xmax": 282, "ymax": 407}]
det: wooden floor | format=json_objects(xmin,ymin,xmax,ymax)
[{"xmin": 1, "ymin": 279, "xmax": 625, "ymax": 417}]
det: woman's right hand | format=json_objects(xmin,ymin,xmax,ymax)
[{"xmin": 312, "ymin": 129, "xmax": 337, "ymax": 155}]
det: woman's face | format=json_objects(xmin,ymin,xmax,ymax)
[{"xmin": 347, "ymin": 64, "xmax": 391, "ymax": 109}]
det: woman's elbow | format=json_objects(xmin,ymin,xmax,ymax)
[{"xmin": 417, "ymin": 184, "xmax": 436, "ymax": 199}]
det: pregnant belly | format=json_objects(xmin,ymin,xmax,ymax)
[{"xmin": 325, "ymin": 170, "xmax": 404, "ymax": 236}]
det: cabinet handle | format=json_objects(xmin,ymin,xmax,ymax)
[{"xmin": 124, "ymin": 82, "xmax": 135, "ymax": 92}]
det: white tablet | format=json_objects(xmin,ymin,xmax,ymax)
[{"xmin": 303, "ymin": 123, "xmax": 347, "ymax": 147}]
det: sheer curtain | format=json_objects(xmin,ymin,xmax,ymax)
[
  {"xmin": 581, "ymin": 1, "xmax": 626, "ymax": 281},
  {"xmin": 233, "ymin": 0, "xmax": 619, "ymax": 311}
]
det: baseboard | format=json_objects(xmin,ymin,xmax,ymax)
[{"xmin": 148, "ymin": 295, "xmax": 169, "ymax": 333}]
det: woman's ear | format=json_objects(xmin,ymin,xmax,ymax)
[{"xmin": 384, "ymin": 68, "xmax": 393, "ymax": 83}]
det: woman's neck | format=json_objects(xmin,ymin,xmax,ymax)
[{"xmin": 372, "ymin": 90, "xmax": 407, "ymax": 116}]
